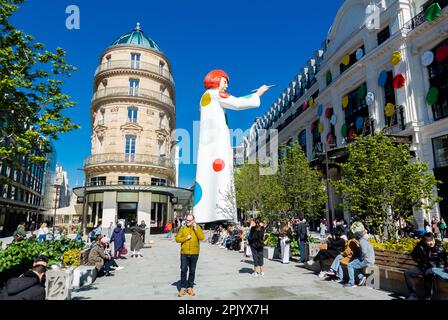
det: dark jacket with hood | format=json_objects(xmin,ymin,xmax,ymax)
[
  {"xmin": 0, "ymin": 270, "xmax": 45, "ymax": 300},
  {"xmin": 110, "ymin": 227, "xmax": 125, "ymax": 251},
  {"xmin": 411, "ymin": 239, "xmax": 447, "ymax": 270}
]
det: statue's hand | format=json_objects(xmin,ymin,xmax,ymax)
[{"xmin": 256, "ymin": 85, "xmax": 271, "ymax": 97}]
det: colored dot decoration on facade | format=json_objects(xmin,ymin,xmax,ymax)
[
  {"xmin": 303, "ymin": 100, "xmax": 308, "ymax": 110},
  {"xmin": 358, "ymin": 83, "xmax": 367, "ymax": 99},
  {"xmin": 325, "ymin": 107, "xmax": 333, "ymax": 119},
  {"xmin": 219, "ymin": 90, "xmax": 231, "ymax": 99},
  {"xmin": 342, "ymin": 95, "xmax": 349, "ymax": 109},
  {"xmin": 385, "ymin": 103, "xmax": 395, "ymax": 117},
  {"xmin": 356, "ymin": 48, "xmax": 364, "ymax": 61},
  {"xmin": 309, "ymin": 96, "xmax": 314, "ymax": 108},
  {"xmin": 424, "ymin": 2, "xmax": 442, "ymax": 22},
  {"xmin": 330, "ymin": 114, "xmax": 337, "ymax": 126},
  {"xmin": 317, "ymin": 104, "xmax": 323, "ymax": 117},
  {"xmin": 366, "ymin": 92, "xmax": 375, "ymax": 106},
  {"xmin": 341, "ymin": 124, "xmax": 348, "ymax": 137},
  {"xmin": 342, "ymin": 54, "xmax": 350, "ymax": 66},
  {"xmin": 326, "ymin": 71, "xmax": 332, "ymax": 84},
  {"xmin": 426, "ymin": 87, "xmax": 439, "ymax": 105},
  {"xmin": 378, "ymin": 70, "xmax": 388, "ymax": 86},
  {"xmin": 193, "ymin": 182, "xmax": 203, "ymax": 206},
  {"xmin": 421, "ymin": 51, "xmax": 434, "ymax": 66},
  {"xmin": 212, "ymin": 159, "xmax": 225, "ymax": 172},
  {"xmin": 436, "ymin": 45, "xmax": 448, "ymax": 64},
  {"xmin": 311, "ymin": 122, "xmax": 316, "ymax": 132},
  {"xmin": 392, "ymin": 73, "xmax": 406, "ymax": 89},
  {"xmin": 356, "ymin": 117, "xmax": 364, "ymax": 130},
  {"xmin": 391, "ymin": 51, "xmax": 402, "ymax": 66},
  {"xmin": 318, "ymin": 122, "xmax": 324, "ymax": 133},
  {"xmin": 200, "ymin": 92, "xmax": 211, "ymax": 107},
  {"xmin": 348, "ymin": 127, "xmax": 356, "ymax": 140}
]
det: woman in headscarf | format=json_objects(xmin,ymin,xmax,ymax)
[{"xmin": 130, "ymin": 223, "xmax": 144, "ymax": 258}]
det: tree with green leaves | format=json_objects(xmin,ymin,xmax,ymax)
[
  {"xmin": 0, "ymin": 0, "xmax": 79, "ymax": 166},
  {"xmin": 234, "ymin": 142, "xmax": 326, "ymax": 223},
  {"xmin": 331, "ymin": 132, "xmax": 441, "ymax": 241}
]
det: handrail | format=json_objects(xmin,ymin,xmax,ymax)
[
  {"xmin": 84, "ymin": 153, "xmax": 174, "ymax": 169},
  {"xmin": 95, "ymin": 60, "xmax": 173, "ymax": 82},
  {"xmin": 92, "ymin": 87, "xmax": 175, "ymax": 108}
]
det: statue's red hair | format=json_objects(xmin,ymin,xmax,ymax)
[{"xmin": 203, "ymin": 70, "xmax": 229, "ymax": 90}]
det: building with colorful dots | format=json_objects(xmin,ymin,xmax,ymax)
[{"xmin": 245, "ymin": 0, "xmax": 448, "ymax": 228}]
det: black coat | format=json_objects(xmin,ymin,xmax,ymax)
[
  {"xmin": 327, "ymin": 238, "xmax": 346, "ymax": 256},
  {"xmin": 295, "ymin": 222, "xmax": 308, "ymax": 241},
  {"xmin": 248, "ymin": 227, "xmax": 265, "ymax": 250},
  {"xmin": 0, "ymin": 271, "xmax": 45, "ymax": 300},
  {"xmin": 411, "ymin": 239, "xmax": 447, "ymax": 270}
]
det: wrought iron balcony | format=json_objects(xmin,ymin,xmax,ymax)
[
  {"xmin": 84, "ymin": 153, "xmax": 174, "ymax": 169},
  {"xmin": 95, "ymin": 60, "xmax": 173, "ymax": 82},
  {"xmin": 402, "ymin": 0, "xmax": 448, "ymax": 33},
  {"xmin": 92, "ymin": 87, "xmax": 175, "ymax": 109}
]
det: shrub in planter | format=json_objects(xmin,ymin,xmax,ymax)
[
  {"xmin": 62, "ymin": 249, "xmax": 82, "ymax": 268},
  {"xmin": 290, "ymin": 240, "xmax": 300, "ymax": 256},
  {"xmin": 263, "ymin": 233, "xmax": 279, "ymax": 248}
]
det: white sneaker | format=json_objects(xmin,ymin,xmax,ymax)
[
  {"xmin": 358, "ymin": 276, "xmax": 367, "ymax": 286},
  {"xmin": 260, "ymin": 272, "xmax": 265, "ymax": 276},
  {"xmin": 115, "ymin": 266, "xmax": 124, "ymax": 270},
  {"xmin": 307, "ymin": 260, "xmax": 315, "ymax": 265},
  {"xmin": 252, "ymin": 272, "xmax": 259, "ymax": 277},
  {"xmin": 318, "ymin": 271, "xmax": 326, "ymax": 278}
]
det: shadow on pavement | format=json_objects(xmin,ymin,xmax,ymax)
[{"xmin": 239, "ymin": 268, "xmax": 254, "ymax": 274}]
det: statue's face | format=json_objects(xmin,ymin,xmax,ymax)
[{"xmin": 219, "ymin": 77, "xmax": 228, "ymax": 91}]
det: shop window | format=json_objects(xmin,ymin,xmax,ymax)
[
  {"xmin": 433, "ymin": 134, "xmax": 448, "ymax": 168},
  {"xmin": 298, "ymin": 130, "xmax": 307, "ymax": 154},
  {"xmin": 340, "ymin": 45, "xmax": 365, "ymax": 74},
  {"xmin": 118, "ymin": 176, "xmax": 139, "ymax": 185},
  {"xmin": 428, "ymin": 39, "xmax": 448, "ymax": 121}
]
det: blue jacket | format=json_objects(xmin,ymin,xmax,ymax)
[{"xmin": 110, "ymin": 227, "xmax": 125, "ymax": 250}]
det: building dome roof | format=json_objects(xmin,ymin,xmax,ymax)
[{"xmin": 110, "ymin": 23, "xmax": 162, "ymax": 52}]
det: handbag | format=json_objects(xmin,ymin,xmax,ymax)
[{"xmin": 120, "ymin": 247, "xmax": 128, "ymax": 255}]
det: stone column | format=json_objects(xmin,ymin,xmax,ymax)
[
  {"xmin": 102, "ymin": 191, "xmax": 117, "ymax": 238},
  {"xmin": 137, "ymin": 192, "xmax": 152, "ymax": 242}
]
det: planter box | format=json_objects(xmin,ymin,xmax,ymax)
[
  {"xmin": 263, "ymin": 247, "xmax": 275, "ymax": 260},
  {"xmin": 46, "ymin": 268, "xmax": 73, "ymax": 300},
  {"xmin": 72, "ymin": 265, "xmax": 96, "ymax": 288},
  {"xmin": 308, "ymin": 243, "xmax": 321, "ymax": 258}
]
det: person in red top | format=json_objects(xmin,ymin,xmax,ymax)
[{"xmin": 164, "ymin": 220, "xmax": 173, "ymax": 239}]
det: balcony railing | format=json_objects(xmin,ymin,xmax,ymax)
[
  {"xmin": 92, "ymin": 87, "xmax": 175, "ymax": 109},
  {"xmin": 402, "ymin": 0, "xmax": 448, "ymax": 33},
  {"xmin": 384, "ymin": 105, "xmax": 406, "ymax": 134},
  {"xmin": 95, "ymin": 60, "xmax": 173, "ymax": 82},
  {"xmin": 84, "ymin": 153, "xmax": 174, "ymax": 169}
]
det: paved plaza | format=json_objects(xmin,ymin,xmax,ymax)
[{"xmin": 70, "ymin": 234, "xmax": 398, "ymax": 300}]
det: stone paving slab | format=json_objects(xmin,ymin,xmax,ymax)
[{"xmin": 70, "ymin": 234, "xmax": 398, "ymax": 300}]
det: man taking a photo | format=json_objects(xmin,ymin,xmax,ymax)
[{"xmin": 175, "ymin": 214, "xmax": 205, "ymax": 297}]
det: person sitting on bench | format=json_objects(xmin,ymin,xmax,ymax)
[
  {"xmin": 326, "ymin": 231, "xmax": 360, "ymax": 283},
  {"xmin": 343, "ymin": 230, "xmax": 375, "ymax": 288},
  {"xmin": 309, "ymin": 229, "xmax": 345, "ymax": 278},
  {"xmin": 404, "ymin": 232, "xmax": 448, "ymax": 300}
]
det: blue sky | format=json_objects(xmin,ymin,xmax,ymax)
[{"xmin": 11, "ymin": 0, "xmax": 344, "ymax": 189}]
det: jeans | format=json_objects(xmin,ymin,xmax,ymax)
[
  {"xmin": 298, "ymin": 239, "xmax": 307, "ymax": 263},
  {"xmin": 330, "ymin": 255, "xmax": 344, "ymax": 280},
  {"xmin": 347, "ymin": 258, "xmax": 371, "ymax": 285},
  {"xmin": 103, "ymin": 259, "xmax": 112, "ymax": 273},
  {"xmin": 441, "ymin": 229, "xmax": 446, "ymax": 239},
  {"xmin": 180, "ymin": 254, "xmax": 199, "ymax": 289},
  {"xmin": 432, "ymin": 267, "xmax": 448, "ymax": 281},
  {"xmin": 404, "ymin": 267, "xmax": 438, "ymax": 298},
  {"xmin": 166, "ymin": 230, "xmax": 171, "ymax": 238}
]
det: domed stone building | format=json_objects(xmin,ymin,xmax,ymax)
[{"xmin": 74, "ymin": 24, "xmax": 191, "ymax": 236}]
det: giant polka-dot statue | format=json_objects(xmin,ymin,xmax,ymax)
[{"xmin": 194, "ymin": 70, "xmax": 264, "ymax": 223}]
